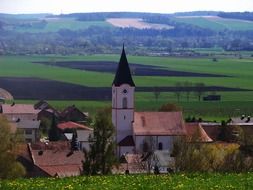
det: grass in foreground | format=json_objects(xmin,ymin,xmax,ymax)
[{"xmin": 1, "ymin": 173, "xmax": 253, "ymax": 190}]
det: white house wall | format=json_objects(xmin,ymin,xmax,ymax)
[
  {"xmin": 77, "ymin": 130, "xmax": 92, "ymax": 142},
  {"xmin": 77, "ymin": 130, "xmax": 93, "ymax": 152}
]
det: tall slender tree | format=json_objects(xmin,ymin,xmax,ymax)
[
  {"xmin": 48, "ymin": 114, "xmax": 60, "ymax": 141},
  {"xmin": 83, "ymin": 107, "xmax": 117, "ymax": 175},
  {"xmin": 0, "ymin": 115, "xmax": 26, "ymax": 179}
]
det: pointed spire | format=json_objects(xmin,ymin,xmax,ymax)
[{"xmin": 112, "ymin": 45, "xmax": 135, "ymax": 87}]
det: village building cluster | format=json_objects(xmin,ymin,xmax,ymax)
[{"xmin": 0, "ymin": 47, "xmax": 253, "ymax": 177}]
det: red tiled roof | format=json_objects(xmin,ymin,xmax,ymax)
[
  {"xmin": 38, "ymin": 165, "xmax": 82, "ymax": 177},
  {"xmin": 28, "ymin": 142, "xmax": 84, "ymax": 177},
  {"xmin": 57, "ymin": 121, "xmax": 92, "ymax": 131},
  {"xmin": 185, "ymin": 123, "xmax": 213, "ymax": 142},
  {"xmin": 2, "ymin": 104, "xmax": 39, "ymax": 114},
  {"xmin": 31, "ymin": 141, "xmax": 70, "ymax": 150},
  {"xmin": 201, "ymin": 124, "xmax": 221, "ymax": 141},
  {"xmin": 133, "ymin": 112, "xmax": 186, "ymax": 136},
  {"xmin": 34, "ymin": 100, "xmax": 50, "ymax": 110},
  {"xmin": 118, "ymin": 135, "xmax": 135, "ymax": 146},
  {"xmin": 60, "ymin": 105, "xmax": 87, "ymax": 118}
]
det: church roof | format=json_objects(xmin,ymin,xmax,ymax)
[
  {"xmin": 133, "ymin": 112, "xmax": 186, "ymax": 136},
  {"xmin": 118, "ymin": 135, "xmax": 135, "ymax": 146},
  {"xmin": 112, "ymin": 46, "xmax": 135, "ymax": 87}
]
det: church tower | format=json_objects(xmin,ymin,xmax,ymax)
[{"xmin": 112, "ymin": 46, "xmax": 135, "ymax": 153}]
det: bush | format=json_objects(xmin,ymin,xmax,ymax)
[
  {"xmin": 0, "ymin": 115, "xmax": 26, "ymax": 179},
  {"xmin": 158, "ymin": 103, "xmax": 181, "ymax": 112},
  {"xmin": 173, "ymin": 137, "xmax": 244, "ymax": 172}
]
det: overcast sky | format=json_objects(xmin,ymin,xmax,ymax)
[{"xmin": 1, "ymin": 0, "xmax": 253, "ymax": 14}]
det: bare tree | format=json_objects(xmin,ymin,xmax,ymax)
[
  {"xmin": 194, "ymin": 83, "xmax": 205, "ymax": 101},
  {"xmin": 174, "ymin": 82, "xmax": 182, "ymax": 102},
  {"xmin": 183, "ymin": 81, "xmax": 192, "ymax": 102},
  {"xmin": 153, "ymin": 87, "xmax": 161, "ymax": 101}
]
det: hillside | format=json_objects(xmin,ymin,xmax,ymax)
[{"xmin": 0, "ymin": 11, "xmax": 253, "ymax": 55}]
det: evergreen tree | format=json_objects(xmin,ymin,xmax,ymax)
[
  {"xmin": 48, "ymin": 114, "xmax": 60, "ymax": 141},
  {"xmin": 83, "ymin": 107, "xmax": 117, "ymax": 175},
  {"xmin": 0, "ymin": 115, "xmax": 26, "ymax": 179}
]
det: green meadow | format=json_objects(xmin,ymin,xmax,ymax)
[
  {"xmin": 1, "ymin": 173, "xmax": 253, "ymax": 190},
  {"xmin": 1, "ymin": 53, "xmax": 253, "ymax": 119},
  {"xmin": 6, "ymin": 18, "xmax": 111, "ymax": 33}
]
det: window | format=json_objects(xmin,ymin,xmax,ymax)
[
  {"xmin": 25, "ymin": 129, "xmax": 33, "ymax": 135},
  {"xmin": 122, "ymin": 97, "xmax": 127, "ymax": 109},
  {"xmin": 158, "ymin": 142, "xmax": 163, "ymax": 150}
]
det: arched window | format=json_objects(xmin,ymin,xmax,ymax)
[
  {"xmin": 123, "ymin": 97, "xmax": 127, "ymax": 109},
  {"xmin": 158, "ymin": 142, "xmax": 163, "ymax": 150}
]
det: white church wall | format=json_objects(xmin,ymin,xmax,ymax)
[
  {"xmin": 112, "ymin": 85, "xmax": 134, "ymax": 109},
  {"xmin": 135, "ymin": 135, "xmax": 176, "ymax": 153},
  {"xmin": 112, "ymin": 84, "xmax": 135, "ymax": 144}
]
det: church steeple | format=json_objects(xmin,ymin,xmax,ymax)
[{"xmin": 113, "ymin": 45, "xmax": 135, "ymax": 87}]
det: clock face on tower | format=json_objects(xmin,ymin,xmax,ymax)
[{"xmin": 122, "ymin": 89, "xmax": 128, "ymax": 94}]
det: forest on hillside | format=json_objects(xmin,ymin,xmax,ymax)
[{"xmin": 0, "ymin": 11, "xmax": 253, "ymax": 55}]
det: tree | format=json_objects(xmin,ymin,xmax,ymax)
[
  {"xmin": 153, "ymin": 86, "xmax": 161, "ymax": 101},
  {"xmin": 39, "ymin": 117, "xmax": 52, "ymax": 136},
  {"xmin": 83, "ymin": 107, "xmax": 117, "ymax": 175},
  {"xmin": 183, "ymin": 81, "xmax": 192, "ymax": 102},
  {"xmin": 159, "ymin": 103, "xmax": 181, "ymax": 112},
  {"xmin": 194, "ymin": 83, "xmax": 205, "ymax": 101},
  {"xmin": 71, "ymin": 130, "xmax": 79, "ymax": 151},
  {"xmin": 172, "ymin": 136, "xmax": 241, "ymax": 172},
  {"xmin": 0, "ymin": 115, "xmax": 26, "ymax": 179},
  {"xmin": 48, "ymin": 115, "xmax": 60, "ymax": 141},
  {"xmin": 174, "ymin": 82, "xmax": 182, "ymax": 102}
]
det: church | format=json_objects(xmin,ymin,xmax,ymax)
[{"xmin": 112, "ymin": 47, "xmax": 186, "ymax": 157}]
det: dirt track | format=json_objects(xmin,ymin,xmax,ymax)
[{"xmin": 0, "ymin": 77, "xmax": 248, "ymax": 100}]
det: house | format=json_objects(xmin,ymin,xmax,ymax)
[
  {"xmin": 18, "ymin": 142, "xmax": 84, "ymax": 177},
  {"xmin": 149, "ymin": 150, "xmax": 175, "ymax": 173},
  {"xmin": 57, "ymin": 121, "xmax": 93, "ymax": 151},
  {"xmin": 200, "ymin": 122, "xmax": 222, "ymax": 141},
  {"xmin": 9, "ymin": 119, "xmax": 40, "ymax": 143},
  {"xmin": 112, "ymin": 46, "xmax": 186, "ymax": 157},
  {"xmin": 185, "ymin": 122, "xmax": 213, "ymax": 143},
  {"xmin": 60, "ymin": 105, "xmax": 87, "ymax": 123},
  {"xmin": 34, "ymin": 100, "xmax": 51, "ymax": 110},
  {"xmin": 230, "ymin": 115, "xmax": 253, "ymax": 126},
  {"xmin": 0, "ymin": 103, "xmax": 39, "ymax": 121},
  {"xmin": 37, "ymin": 107, "xmax": 60, "ymax": 121}
]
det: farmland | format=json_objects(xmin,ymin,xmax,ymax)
[
  {"xmin": 1, "ymin": 53, "xmax": 253, "ymax": 119},
  {"xmin": 173, "ymin": 16, "xmax": 253, "ymax": 31},
  {"xmin": 106, "ymin": 18, "xmax": 174, "ymax": 30},
  {"xmin": 5, "ymin": 18, "xmax": 111, "ymax": 33},
  {"xmin": 1, "ymin": 173, "xmax": 253, "ymax": 190}
]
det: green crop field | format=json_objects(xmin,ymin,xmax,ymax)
[
  {"xmin": 5, "ymin": 18, "xmax": 111, "ymax": 33},
  {"xmin": 1, "ymin": 173, "xmax": 253, "ymax": 190},
  {"xmin": 1, "ymin": 53, "xmax": 253, "ymax": 119},
  {"xmin": 173, "ymin": 16, "xmax": 253, "ymax": 31}
]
